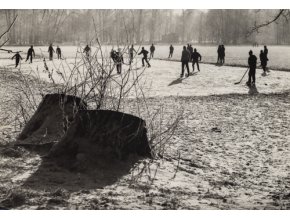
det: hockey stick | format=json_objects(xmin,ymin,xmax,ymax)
[{"xmin": 234, "ymin": 68, "xmax": 249, "ymax": 85}]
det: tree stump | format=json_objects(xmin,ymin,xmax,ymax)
[
  {"xmin": 48, "ymin": 110, "xmax": 151, "ymax": 169},
  {"xmin": 15, "ymin": 94, "xmax": 87, "ymax": 150}
]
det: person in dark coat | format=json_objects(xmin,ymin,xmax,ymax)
[
  {"xmin": 181, "ymin": 46, "xmax": 190, "ymax": 78},
  {"xmin": 110, "ymin": 49, "xmax": 117, "ymax": 62},
  {"xmin": 150, "ymin": 44, "xmax": 155, "ymax": 59},
  {"xmin": 48, "ymin": 44, "xmax": 55, "ymax": 61},
  {"xmin": 186, "ymin": 44, "xmax": 191, "ymax": 60},
  {"xmin": 129, "ymin": 45, "xmax": 137, "ymax": 64},
  {"xmin": 264, "ymin": 45, "xmax": 268, "ymax": 60},
  {"xmin": 12, "ymin": 52, "xmax": 23, "ymax": 68},
  {"xmin": 220, "ymin": 45, "xmax": 225, "ymax": 64},
  {"xmin": 83, "ymin": 44, "xmax": 91, "ymax": 58},
  {"xmin": 115, "ymin": 48, "xmax": 124, "ymax": 74},
  {"xmin": 217, "ymin": 45, "xmax": 222, "ymax": 64},
  {"xmin": 263, "ymin": 45, "xmax": 269, "ymax": 71},
  {"xmin": 168, "ymin": 45, "xmax": 174, "ymax": 58},
  {"xmin": 260, "ymin": 50, "xmax": 268, "ymax": 74},
  {"xmin": 247, "ymin": 50, "xmax": 257, "ymax": 86},
  {"xmin": 191, "ymin": 48, "xmax": 202, "ymax": 72},
  {"xmin": 138, "ymin": 47, "xmax": 151, "ymax": 68},
  {"xmin": 26, "ymin": 45, "xmax": 35, "ymax": 64},
  {"xmin": 56, "ymin": 46, "xmax": 62, "ymax": 60},
  {"xmin": 189, "ymin": 44, "xmax": 193, "ymax": 59}
]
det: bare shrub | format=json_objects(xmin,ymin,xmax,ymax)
[{"xmin": 2, "ymin": 34, "xmax": 183, "ymax": 186}]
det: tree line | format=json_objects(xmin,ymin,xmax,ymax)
[{"xmin": 1, "ymin": 9, "xmax": 290, "ymax": 46}]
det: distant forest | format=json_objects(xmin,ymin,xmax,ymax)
[{"xmin": 1, "ymin": 9, "xmax": 290, "ymax": 46}]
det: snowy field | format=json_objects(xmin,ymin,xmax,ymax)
[
  {"xmin": 2, "ymin": 45, "xmax": 290, "ymax": 70},
  {"xmin": 1, "ymin": 51, "xmax": 290, "ymax": 209},
  {"xmin": 0, "ymin": 57, "xmax": 290, "ymax": 97}
]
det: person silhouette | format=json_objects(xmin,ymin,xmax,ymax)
[
  {"xmin": 12, "ymin": 52, "xmax": 23, "ymax": 68},
  {"xmin": 129, "ymin": 45, "xmax": 137, "ymax": 64},
  {"xmin": 56, "ymin": 46, "xmax": 62, "ymax": 59},
  {"xmin": 263, "ymin": 45, "xmax": 269, "ymax": 71},
  {"xmin": 168, "ymin": 45, "xmax": 174, "ymax": 58},
  {"xmin": 247, "ymin": 50, "xmax": 257, "ymax": 86},
  {"xmin": 180, "ymin": 46, "xmax": 190, "ymax": 78},
  {"xmin": 48, "ymin": 44, "xmax": 55, "ymax": 61},
  {"xmin": 191, "ymin": 48, "xmax": 202, "ymax": 72},
  {"xmin": 26, "ymin": 45, "xmax": 35, "ymax": 64},
  {"xmin": 115, "ymin": 48, "xmax": 124, "ymax": 74},
  {"xmin": 260, "ymin": 50, "xmax": 268, "ymax": 75},
  {"xmin": 150, "ymin": 43, "xmax": 155, "ymax": 59},
  {"xmin": 217, "ymin": 45, "xmax": 222, "ymax": 64},
  {"xmin": 83, "ymin": 44, "xmax": 91, "ymax": 58},
  {"xmin": 138, "ymin": 47, "xmax": 151, "ymax": 68},
  {"xmin": 221, "ymin": 45, "xmax": 225, "ymax": 64},
  {"xmin": 264, "ymin": 45, "xmax": 268, "ymax": 60}
]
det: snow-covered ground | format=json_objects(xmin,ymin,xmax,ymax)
[
  {"xmin": 0, "ymin": 57, "xmax": 290, "ymax": 97},
  {"xmin": 2, "ymin": 45, "xmax": 290, "ymax": 70},
  {"xmin": 1, "ymin": 56, "xmax": 290, "ymax": 209}
]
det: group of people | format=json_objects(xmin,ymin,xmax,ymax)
[
  {"xmin": 111, "ymin": 44, "xmax": 151, "ymax": 73},
  {"xmin": 10, "ymin": 42, "xmax": 270, "ymax": 87},
  {"xmin": 11, "ymin": 45, "xmax": 36, "ymax": 68},
  {"xmin": 247, "ymin": 45, "xmax": 269, "ymax": 86},
  {"xmin": 217, "ymin": 45, "xmax": 225, "ymax": 65},
  {"xmin": 48, "ymin": 44, "xmax": 62, "ymax": 61},
  {"xmin": 260, "ymin": 45, "xmax": 269, "ymax": 75},
  {"xmin": 11, "ymin": 44, "xmax": 62, "ymax": 68},
  {"xmin": 180, "ymin": 45, "xmax": 202, "ymax": 77}
]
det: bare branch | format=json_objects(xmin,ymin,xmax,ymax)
[
  {"xmin": 0, "ymin": 14, "xmax": 18, "ymax": 44},
  {"xmin": 247, "ymin": 9, "xmax": 285, "ymax": 36}
]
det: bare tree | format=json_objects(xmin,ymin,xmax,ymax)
[
  {"xmin": 149, "ymin": 10, "xmax": 158, "ymax": 42},
  {"xmin": 136, "ymin": 10, "xmax": 143, "ymax": 44},
  {"xmin": 247, "ymin": 9, "xmax": 286, "ymax": 36},
  {"xmin": 0, "ymin": 14, "xmax": 18, "ymax": 49}
]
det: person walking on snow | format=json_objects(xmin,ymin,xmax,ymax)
[
  {"xmin": 264, "ymin": 45, "xmax": 268, "ymax": 60},
  {"xmin": 150, "ymin": 43, "xmax": 155, "ymax": 59},
  {"xmin": 189, "ymin": 44, "xmax": 193, "ymax": 59},
  {"xmin": 260, "ymin": 50, "xmax": 268, "ymax": 75},
  {"xmin": 83, "ymin": 44, "xmax": 91, "ymax": 58},
  {"xmin": 220, "ymin": 45, "xmax": 225, "ymax": 64},
  {"xmin": 263, "ymin": 45, "xmax": 269, "ymax": 71},
  {"xmin": 115, "ymin": 48, "xmax": 124, "ymax": 74},
  {"xmin": 181, "ymin": 46, "xmax": 190, "ymax": 78},
  {"xmin": 191, "ymin": 48, "xmax": 202, "ymax": 72},
  {"xmin": 12, "ymin": 52, "xmax": 23, "ymax": 68},
  {"xmin": 138, "ymin": 47, "xmax": 151, "ymax": 68},
  {"xmin": 129, "ymin": 45, "xmax": 137, "ymax": 65},
  {"xmin": 168, "ymin": 45, "xmax": 174, "ymax": 58},
  {"xmin": 247, "ymin": 50, "xmax": 257, "ymax": 86},
  {"xmin": 187, "ymin": 44, "xmax": 191, "ymax": 60},
  {"xmin": 26, "ymin": 45, "xmax": 35, "ymax": 64},
  {"xmin": 56, "ymin": 46, "xmax": 62, "ymax": 60},
  {"xmin": 48, "ymin": 44, "xmax": 55, "ymax": 61},
  {"xmin": 217, "ymin": 45, "xmax": 222, "ymax": 64}
]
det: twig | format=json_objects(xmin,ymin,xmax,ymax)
[
  {"xmin": 247, "ymin": 9, "xmax": 285, "ymax": 36},
  {"xmin": 0, "ymin": 15, "xmax": 18, "ymax": 45}
]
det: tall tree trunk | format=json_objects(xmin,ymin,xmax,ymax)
[
  {"xmin": 182, "ymin": 10, "xmax": 185, "ymax": 43},
  {"xmin": 198, "ymin": 13, "xmax": 203, "ymax": 43},
  {"xmin": 29, "ymin": 10, "xmax": 36, "ymax": 44},
  {"xmin": 136, "ymin": 10, "xmax": 143, "ymax": 44},
  {"xmin": 149, "ymin": 10, "xmax": 157, "ymax": 42}
]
